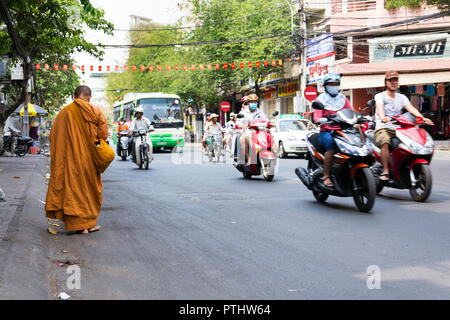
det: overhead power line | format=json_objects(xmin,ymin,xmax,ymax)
[{"xmin": 100, "ymin": 32, "xmax": 292, "ymax": 49}]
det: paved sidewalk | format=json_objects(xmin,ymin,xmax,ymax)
[{"xmin": 0, "ymin": 155, "xmax": 53, "ymax": 299}]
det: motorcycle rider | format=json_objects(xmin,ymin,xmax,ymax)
[
  {"xmin": 224, "ymin": 112, "xmax": 236, "ymax": 150},
  {"xmin": 202, "ymin": 113, "xmax": 223, "ymax": 150},
  {"xmin": 202, "ymin": 112, "xmax": 212, "ymax": 154},
  {"xmin": 128, "ymin": 106, "xmax": 154, "ymax": 163},
  {"xmin": 374, "ymin": 70, "xmax": 433, "ymax": 181},
  {"xmin": 116, "ymin": 117, "xmax": 129, "ymax": 155},
  {"xmin": 313, "ymin": 73, "xmax": 353, "ymax": 188},
  {"xmin": 238, "ymin": 94, "xmax": 268, "ymax": 165}
]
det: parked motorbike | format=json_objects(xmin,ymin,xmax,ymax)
[
  {"xmin": 1, "ymin": 127, "xmax": 32, "ymax": 157},
  {"xmin": 117, "ymin": 130, "xmax": 130, "ymax": 161},
  {"xmin": 295, "ymin": 102, "xmax": 376, "ymax": 212},
  {"xmin": 205, "ymin": 133, "xmax": 223, "ymax": 162},
  {"xmin": 233, "ymin": 114, "xmax": 278, "ymax": 181},
  {"xmin": 365, "ymin": 110, "xmax": 434, "ymax": 202},
  {"xmin": 132, "ymin": 129, "xmax": 153, "ymax": 170}
]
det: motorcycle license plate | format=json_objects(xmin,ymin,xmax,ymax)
[{"xmin": 157, "ymin": 142, "xmax": 167, "ymax": 145}]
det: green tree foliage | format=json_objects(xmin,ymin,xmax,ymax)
[
  {"xmin": 0, "ymin": 0, "xmax": 113, "ymax": 141},
  {"xmin": 106, "ymin": 0, "xmax": 296, "ymax": 112},
  {"xmin": 386, "ymin": 0, "xmax": 450, "ymax": 13}
]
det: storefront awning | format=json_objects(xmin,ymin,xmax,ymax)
[{"xmin": 341, "ymin": 71, "xmax": 450, "ymax": 89}]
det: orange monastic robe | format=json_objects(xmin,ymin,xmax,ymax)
[{"xmin": 45, "ymin": 99, "xmax": 109, "ymax": 231}]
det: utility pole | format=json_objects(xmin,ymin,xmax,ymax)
[{"xmin": 297, "ymin": 0, "xmax": 308, "ymax": 113}]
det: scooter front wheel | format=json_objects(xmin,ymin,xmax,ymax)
[
  {"xmin": 352, "ymin": 167, "xmax": 376, "ymax": 213},
  {"xmin": 409, "ymin": 164, "xmax": 432, "ymax": 202}
]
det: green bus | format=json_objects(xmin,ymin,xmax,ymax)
[{"xmin": 112, "ymin": 92, "xmax": 185, "ymax": 151}]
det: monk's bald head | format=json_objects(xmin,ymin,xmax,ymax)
[{"xmin": 74, "ymin": 85, "xmax": 92, "ymax": 102}]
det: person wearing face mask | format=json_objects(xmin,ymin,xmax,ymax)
[
  {"xmin": 313, "ymin": 73, "xmax": 353, "ymax": 188},
  {"xmin": 238, "ymin": 94, "xmax": 267, "ymax": 165}
]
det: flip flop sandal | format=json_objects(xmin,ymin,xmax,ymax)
[
  {"xmin": 88, "ymin": 226, "xmax": 101, "ymax": 233},
  {"xmin": 379, "ymin": 173, "xmax": 390, "ymax": 181},
  {"xmin": 321, "ymin": 176, "xmax": 335, "ymax": 188}
]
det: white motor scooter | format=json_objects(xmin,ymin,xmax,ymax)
[{"xmin": 132, "ymin": 129, "xmax": 153, "ymax": 169}]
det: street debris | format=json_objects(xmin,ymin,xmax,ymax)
[
  {"xmin": 45, "ymin": 173, "xmax": 50, "ymax": 180},
  {"xmin": 62, "ymin": 249, "xmax": 69, "ymax": 254},
  {"xmin": 13, "ymin": 176, "xmax": 21, "ymax": 179},
  {"xmin": 58, "ymin": 292, "xmax": 71, "ymax": 300}
]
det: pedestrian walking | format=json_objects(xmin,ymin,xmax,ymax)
[{"xmin": 45, "ymin": 85, "xmax": 109, "ymax": 234}]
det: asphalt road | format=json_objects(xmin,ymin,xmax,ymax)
[{"xmin": 51, "ymin": 145, "xmax": 450, "ymax": 299}]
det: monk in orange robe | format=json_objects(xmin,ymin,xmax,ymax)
[{"xmin": 45, "ymin": 86, "xmax": 109, "ymax": 234}]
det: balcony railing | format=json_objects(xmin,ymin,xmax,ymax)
[{"xmin": 332, "ymin": 0, "xmax": 377, "ymax": 14}]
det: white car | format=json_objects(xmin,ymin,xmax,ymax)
[{"xmin": 272, "ymin": 115, "xmax": 318, "ymax": 158}]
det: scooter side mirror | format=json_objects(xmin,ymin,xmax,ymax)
[
  {"xmin": 272, "ymin": 111, "xmax": 279, "ymax": 117},
  {"xmin": 311, "ymin": 101, "xmax": 325, "ymax": 110},
  {"xmin": 236, "ymin": 114, "xmax": 245, "ymax": 119},
  {"xmin": 367, "ymin": 99, "xmax": 375, "ymax": 108}
]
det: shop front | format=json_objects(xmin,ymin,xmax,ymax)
[
  {"xmin": 336, "ymin": 32, "xmax": 450, "ymax": 140},
  {"xmin": 277, "ymin": 81, "xmax": 299, "ymax": 114}
]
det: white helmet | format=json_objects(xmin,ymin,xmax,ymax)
[{"xmin": 134, "ymin": 106, "xmax": 144, "ymax": 113}]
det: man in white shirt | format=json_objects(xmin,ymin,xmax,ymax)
[
  {"xmin": 374, "ymin": 70, "xmax": 433, "ymax": 181},
  {"xmin": 128, "ymin": 106, "xmax": 154, "ymax": 162}
]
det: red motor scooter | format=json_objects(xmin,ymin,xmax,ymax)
[
  {"xmin": 366, "ymin": 112, "xmax": 435, "ymax": 202},
  {"xmin": 233, "ymin": 115, "xmax": 278, "ymax": 181}
]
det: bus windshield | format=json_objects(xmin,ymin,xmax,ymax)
[{"xmin": 137, "ymin": 98, "xmax": 183, "ymax": 128}]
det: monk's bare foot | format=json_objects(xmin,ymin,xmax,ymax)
[
  {"xmin": 88, "ymin": 226, "xmax": 101, "ymax": 233},
  {"xmin": 80, "ymin": 229, "xmax": 89, "ymax": 234}
]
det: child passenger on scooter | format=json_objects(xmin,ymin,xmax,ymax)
[{"xmin": 313, "ymin": 73, "xmax": 353, "ymax": 188}]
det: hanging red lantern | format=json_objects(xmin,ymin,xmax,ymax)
[
  {"xmin": 115, "ymin": 66, "xmax": 120, "ymax": 72},
  {"xmin": 278, "ymin": 60, "xmax": 283, "ymax": 66},
  {"xmin": 191, "ymin": 65, "xmax": 196, "ymax": 71},
  {"xmin": 207, "ymin": 64, "xmax": 212, "ymax": 70},
  {"xmin": 166, "ymin": 65, "xmax": 171, "ymax": 71},
  {"xmin": 81, "ymin": 65, "xmax": 85, "ymax": 71},
  {"xmin": 215, "ymin": 64, "xmax": 220, "ymax": 70},
  {"xmin": 123, "ymin": 65, "xmax": 128, "ymax": 71},
  {"xmin": 174, "ymin": 65, "xmax": 179, "ymax": 71},
  {"xmin": 44, "ymin": 64, "xmax": 49, "ymax": 70},
  {"xmin": 90, "ymin": 65, "xmax": 94, "ymax": 71},
  {"xmin": 271, "ymin": 60, "xmax": 276, "ymax": 66},
  {"xmin": 223, "ymin": 63, "xmax": 228, "ymax": 70},
  {"xmin": 263, "ymin": 61, "xmax": 269, "ymax": 67},
  {"xmin": 157, "ymin": 66, "xmax": 162, "ymax": 71},
  {"xmin": 63, "ymin": 65, "xmax": 68, "ymax": 71},
  {"xmin": 35, "ymin": 64, "xmax": 41, "ymax": 70},
  {"xmin": 199, "ymin": 64, "xmax": 204, "ymax": 70},
  {"xmin": 131, "ymin": 66, "xmax": 137, "ymax": 71},
  {"xmin": 98, "ymin": 65, "xmax": 102, "ymax": 71},
  {"xmin": 54, "ymin": 64, "xmax": 59, "ymax": 70},
  {"xmin": 107, "ymin": 66, "xmax": 111, "ymax": 72},
  {"xmin": 183, "ymin": 65, "xmax": 188, "ymax": 71},
  {"xmin": 72, "ymin": 65, "xmax": 77, "ymax": 71},
  {"xmin": 231, "ymin": 63, "xmax": 236, "ymax": 69},
  {"xmin": 248, "ymin": 62, "xmax": 253, "ymax": 68},
  {"xmin": 239, "ymin": 62, "xmax": 244, "ymax": 69},
  {"xmin": 148, "ymin": 65, "xmax": 154, "ymax": 71}
]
